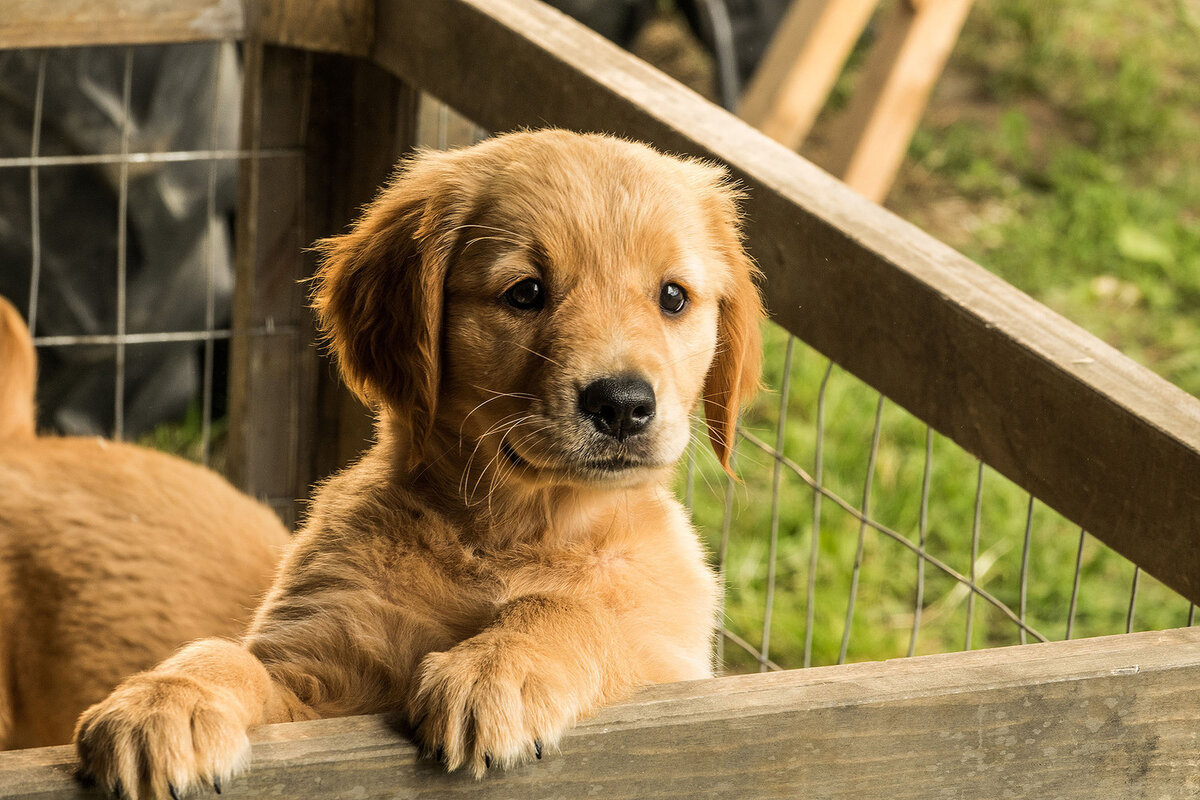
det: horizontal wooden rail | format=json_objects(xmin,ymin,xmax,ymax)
[
  {"xmin": 0, "ymin": 0, "xmax": 372, "ymax": 55},
  {"xmin": 0, "ymin": 1, "xmax": 244, "ymax": 49},
  {"xmin": 3, "ymin": 0, "xmax": 1199, "ymax": 603},
  {"xmin": 5, "ymin": 627, "xmax": 1200, "ymax": 798}
]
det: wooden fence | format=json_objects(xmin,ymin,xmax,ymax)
[
  {"xmin": 3, "ymin": 0, "xmax": 1200, "ymax": 796},
  {"xmin": 5, "ymin": 629, "xmax": 1200, "ymax": 798}
]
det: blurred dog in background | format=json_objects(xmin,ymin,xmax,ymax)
[{"xmin": 0, "ymin": 295, "xmax": 289, "ymax": 750}]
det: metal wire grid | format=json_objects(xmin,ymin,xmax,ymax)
[
  {"xmin": 6, "ymin": 52, "xmax": 477, "ymax": 510},
  {"xmin": 692, "ymin": 329, "xmax": 1197, "ymax": 674},
  {"xmin": 5, "ymin": 43, "xmax": 303, "ymax": 470}
]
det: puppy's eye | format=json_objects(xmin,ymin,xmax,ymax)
[
  {"xmin": 659, "ymin": 282, "xmax": 688, "ymax": 315},
  {"xmin": 504, "ymin": 278, "xmax": 544, "ymax": 311}
]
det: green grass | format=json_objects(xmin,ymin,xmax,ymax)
[
  {"xmin": 684, "ymin": 327, "xmax": 1193, "ymax": 674},
  {"xmin": 137, "ymin": 399, "xmax": 227, "ymax": 474},
  {"xmin": 897, "ymin": 0, "xmax": 1200, "ymax": 392},
  {"xmin": 682, "ymin": 0, "xmax": 1200, "ymax": 673}
]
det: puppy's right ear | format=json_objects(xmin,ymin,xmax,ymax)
[
  {"xmin": 311, "ymin": 152, "xmax": 467, "ymax": 468},
  {"xmin": 0, "ymin": 295, "xmax": 36, "ymax": 440}
]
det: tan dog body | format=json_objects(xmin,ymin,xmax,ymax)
[
  {"xmin": 75, "ymin": 131, "xmax": 764, "ymax": 797},
  {"xmin": 0, "ymin": 298, "xmax": 289, "ymax": 750}
]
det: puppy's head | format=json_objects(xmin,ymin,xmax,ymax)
[{"xmin": 313, "ymin": 130, "xmax": 762, "ymax": 489}]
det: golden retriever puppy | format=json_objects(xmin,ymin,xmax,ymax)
[
  {"xmin": 0, "ymin": 295, "xmax": 289, "ymax": 750},
  {"xmin": 74, "ymin": 129, "xmax": 764, "ymax": 798}
]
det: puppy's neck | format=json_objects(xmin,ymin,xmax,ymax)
[{"xmin": 380, "ymin": 417, "xmax": 664, "ymax": 550}]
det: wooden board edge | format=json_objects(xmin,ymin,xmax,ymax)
[{"xmin": 0, "ymin": 0, "xmax": 244, "ymax": 49}]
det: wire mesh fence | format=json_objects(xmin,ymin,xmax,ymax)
[
  {"xmin": 1, "ymin": 42, "xmax": 262, "ymax": 468},
  {"xmin": 689, "ymin": 323, "xmax": 1197, "ymax": 673},
  {"xmin": 3, "ymin": 41, "xmax": 1191, "ymax": 678}
]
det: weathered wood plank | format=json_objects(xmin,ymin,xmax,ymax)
[
  {"xmin": 226, "ymin": 42, "xmax": 311, "ymax": 525},
  {"xmin": 0, "ymin": 0, "xmax": 244, "ymax": 49},
  {"xmin": 368, "ymin": 0, "xmax": 1200, "ymax": 604},
  {"xmin": 0, "ymin": 1, "xmax": 371, "ymax": 53},
  {"xmin": 228, "ymin": 43, "xmax": 414, "ymax": 521},
  {"xmin": 5, "ymin": 627, "xmax": 1200, "ymax": 798},
  {"xmin": 251, "ymin": 0, "xmax": 375, "ymax": 57}
]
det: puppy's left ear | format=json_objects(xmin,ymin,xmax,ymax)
[
  {"xmin": 697, "ymin": 173, "xmax": 765, "ymax": 476},
  {"xmin": 311, "ymin": 150, "xmax": 470, "ymax": 469}
]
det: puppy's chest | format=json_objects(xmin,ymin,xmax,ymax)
[{"xmin": 385, "ymin": 536, "xmax": 640, "ymax": 631}]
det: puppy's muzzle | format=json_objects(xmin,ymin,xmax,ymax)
[{"xmin": 579, "ymin": 376, "xmax": 656, "ymax": 441}]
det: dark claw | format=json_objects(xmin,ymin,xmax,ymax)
[
  {"xmin": 112, "ymin": 778, "xmax": 124, "ymax": 800},
  {"xmin": 169, "ymin": 783, "xmax": 181, "ymax": 800},
  {"xmin": 484, "ymin": 753, "xmax": 492, "ymax": 769},
  {"xmin": 535, "ymin": 738, "xmax": 543, "ymax": 760},
  {"xmin": 213, "ymin": 777, "xmax": 222, "ymax": 794}
]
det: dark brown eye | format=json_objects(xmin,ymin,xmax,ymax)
[
  {"xmin": 659, "ymin": 282, "xmax": 687, "ymax": 315},
  {"xmin": 504, "ymin": 278, "xmax": 544, "ymax": 311}
]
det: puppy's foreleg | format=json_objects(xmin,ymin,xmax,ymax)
[
  {"xmin": 409, "ymin": 594, "xmax": 632, "ymax": 777},
  {"xmin": 74, "ymin": 638, "xmax": 314, "ymax": 800}
]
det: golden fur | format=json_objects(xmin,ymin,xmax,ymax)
[
  {"xmin": 0, "ymin": 296, "xmax": 289, "ymax": 750},
  {"xmin": 0, "ymin": 296, "xmax": 36, "ymax": 441},
  {"xmin": 74, "ymin": 130, "xmax": 764, "ymax": 797}
]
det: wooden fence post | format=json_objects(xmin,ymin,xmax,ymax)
[{"xmin": 227, "ymin": 10, "xmax": 418, "ymax": 524}]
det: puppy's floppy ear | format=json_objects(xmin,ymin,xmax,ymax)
[
  {"xmin": 0, "ymin": 295, "xmax": 37, "ymax": 440},
  {"xmin": 696, "ymin": 172, "xmax": 765, "ymax": 476},
  {"xmin": 311, "ymin": 150, "xmax": 468, "ymax": 468}
]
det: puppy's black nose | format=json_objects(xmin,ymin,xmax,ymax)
[{"xmin": 579, "ymin": 376, "xmax": 656, "ymax": 441}]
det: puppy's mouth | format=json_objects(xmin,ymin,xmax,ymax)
[
  {"xmin": 580, "ymin": 455, "xmax": 648, "ymax": 472},
  {"xmin": 500, "ymin": 438, "xmax": 654, "ymax": 478},
  {"xmin": 499, "ymin": 439, "xmax": 532, "ymax": 468}
]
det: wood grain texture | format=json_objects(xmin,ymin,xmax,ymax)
[
  {"xmin": 0, "ymin": 0, "xmax": 243, "ymax": 48},
  {"xmin": 227, "ymin": 45, "xmax": 415, "ymax": 520},
  {"xmin": 6, "ymin": 628, "xmax": 1200, "ymax": 798},
  {"xmin": 0, "ymin": 0, "xmax": 369, "ymax": 51},
  {"xmin": 226, "ymin": 42, "xmax": 311, "ymax": 525},
  {"xmin": 367, "ymin": 0, "xmax": 1200, "ymax": 604},
  {"xmin": 251, "ymin": 0, "xmax": 375, "ymax": 57}
]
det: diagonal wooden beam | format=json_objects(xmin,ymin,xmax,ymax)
[
  {"xmin": 821, "ymin": 0, "xmax": 976, "ymax": 201},
  {"xmin": 739, "ymin": 0, "xmax": 880, "ymax": 150}
]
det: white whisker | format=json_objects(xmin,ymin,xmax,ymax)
[
  {"xmin": 500, "ymin": 339, "xmax": 565, "ymax": 370},
  {"xmin": 464, "ymin": 235, "xmax": 525, "ymax": 253},
  {"xmin": 459, "ymin": 391, "xmax": 533, "ymax": 439}
]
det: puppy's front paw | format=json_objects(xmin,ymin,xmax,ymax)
[
  {"xmin": 75, "ymin": 673, "xmax": 249, "ymax": 800},
  {"xmin": 409, "ymin": 637, "xmax": 579, "ymax": 777}
]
